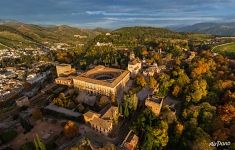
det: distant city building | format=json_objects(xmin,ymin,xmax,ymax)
[
  {"xmin": 128, "ymin": 52, "xmax": 142, "ymax": 78},
  {"xmin": 83, "ymin": 106, "xmax": 118, "ymax": 136},
  {"xmin": 101, "ymin": 106, "xmax": 119, "ymax": 120},
  {"xmin": 158, "ymin": 48, "xmax": 162, "ymax": 54},
  {"xmin": 73, "ymin": 65, "xmax": 130, "ymax": 99},
  {"xmin": 143, "ymin": 67, "xmax": 155, "ymax": 77},
  {"xmin": 55, "ymin": 77, "xmax": 73, "ymax": 86},
  {"xmin": 158, "ymin": 65, "xmax": 166, "ymax": 71},
  {"xmin": 74, "ymin": 35, "xmax": 87, "ymax": 38},
  {"xmin": 56, "ymin": 64, "xmax": 76, "ymax": 77},
  {"xmin": 129, "ymin": 51, "xmax": 135, "ymax": 61},
  {"xmin": 142, "ymin": 62, "xmax": 159, "ymax": 76},
  {"xmin": 90, "ymin": 117, "xmax": 113, "ymax": 136},
  {"xmin": 145, "ymin": 97, "xmax": 164, "ymax": 116},
  {"xmin": 0, "ymin": 85, "xmax": 22, "ymax": 102},
  {"xmin": 78, "ymin": 43, "xmax": 84, "ymax": 46},
  {"xmin": 186, "ymin": 51, "xmax": 196, "ymax": 61},
  {"xmin": 26, "ymin": 71, "xmax": 50, "ymax": 84},
  {"xmin": 55, "ymin": 65, "xmax": 130, "ymax": 100},
  {"xmin": 105, "ymin": 33, "xmax": 111, "ymax": 36},
  {"xmin": 15, "ymin": 96, "xmax": 29, "ymax": 107},
  {"xmin": 83, "ymin": 111, "xmax": 101, "ymax": 123},
  {"xmin": 95, "ymin": 42, "xmax": 112, "ymax": 47},
  {"xmin": 54, "ymin": 43, "xmax": 70, "ymax": 50},
  {"xmin": 121, "ymin": 130, "xmax": 139, "ymax": 150},
  {"xmin": 41, "ymin": 83, "xmax": 57, "ymax": 94},
  {"xmin": 5, "ymin": 67, "xmax": 17, "ymax": 72}
]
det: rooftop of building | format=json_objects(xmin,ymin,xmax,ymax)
[
  {"xmin": 56, "ymin": 63, "xmax": 71, "ymax": 67},
  {"xmin": 101, "ymin": 106, "xmax": 118, "ymax": 120},
  {"xmin": 83, "ymin": 110, "xmax": 101, "ymax": 119},
  {"xmin": 90, "ymin": 117, "xmax": 112, "ymax": 130},
  {"xmin": 55, "ymin": 76, "xmax": 75, "ymax": 80},
  {"xmin": 83, "ymin": 106, "xmax": 119, "ymax": 131},
  {"xmin": 73, "ymin": 65, "xmax": 130, "ymax": 88},
  {"xmin": 121, "ymin": 130, "xmax": 139, "ymax": 148},
  {"xmin": 16, "ymin": 96, "xmax": 28, "ymax": 101},
  {"xmin": 128, "ymin": 58, "xmax": 141, "ymax": 65},
  {"xmin": 127, "ymin": 131, "xmax": 138, "ymax": 142},
  {"xmin": 145, "ymin": 97, "xmax": 163, "ymax": 105}
]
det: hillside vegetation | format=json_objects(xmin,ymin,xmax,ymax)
[
  {"xmin": 93, "ymin": 26, "xmax": 186, "ymax": 46},
  {"xmin": 0, "ymin": 22, "xmax": 100, "ymax": 49}
]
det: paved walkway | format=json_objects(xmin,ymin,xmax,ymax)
[
  {"xmin": 137, "ymin": 87, "xmax": 151, "ymax": 101},
  {"xmin": 164, "ymin": 96, "xmax": 182, "ymax": 115},
  {"xmin": 58, "ymin": 136, "xmax": 82, "ymax": 150},
  {"xmin": 45, "ymin": 103, "xmax": 82, "ymax": 117},
  {"xmin": 79, "ymin": 124, "xmax": 115, "ymax": 146}
]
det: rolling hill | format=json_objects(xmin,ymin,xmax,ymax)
[
  {"xmin": 88, "ymin": 26, "xmax": 186, "ymax": 48},
  {"xmin": 0, "ymin": 22, "xmax": 213, "ymax": 50},
  {"xmin": 0, "ymin": 21, "xmax": 101, "ymax": 49},
  {"xmin": 113, "ymin": 26, "xmax": 185, "ymax": 39}
]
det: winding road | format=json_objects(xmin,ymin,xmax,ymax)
[{"xmin": 211, "ymin": 42, "xmax": 235, "ymax": 52}]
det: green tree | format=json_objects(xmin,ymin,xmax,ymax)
[
  {"xmin": 52, "ymin": 93, "xmax": 70, "ymax": 108},
  {"xmin": 20, "ymin": 117, "xmax": 33, "ymax": 133},
  {"xmin": 20, "ymin": 142, "xmax": 35, "ymax": 150},
  {"xmin": 191, "ymin": 128, "xmax": 213, "ymax": 150},
  {"xmin": 177, "ymin": 69, "xmax": 190, "ymax": 87},
  {"xmin": 172, "ymin": 84, "xmax": 181, "ymax": 97},
  {"xmin": 130, "ymin": 93, "xmax": 138, "ymax": 111},
  {"xmin": 186, "ymin": 79, "xmax": 207, "ymax": 103},
  {"xmin": 123, "ymin": 99, "xmax": 130, "ymax": 118},
  {"xmin": 34, "ymin": 134, "xmax": 46, "ymax": 150},
  {"xmin": 136, "ymin": 74, "xmax": 147, "ymax": 87},
  {"xmin": 120, "ymin": 93, "xmax": 139, "ymax": 118},
  {"xmin": 156, "ymin": 73, "xmax": 174, "ymax": 97},
  {"xmin": 63, "ymin": 120, "xmax": 79, "ymax": 138},
  {"xmin": 32, "ymin": 109, "xmax": 43, "ymax": 121},
  {"xmin": 149, "ymin": 76, "xmax": 157, "ymax": 89},
  {"xmin": 142, "ymin": 121, "xmax": 169, "ymax": 149},
  {"xmin": 0, "ymin": 129, "xmax": 18, "ymax": 144},
  {"xmin": 218, "ymin": 104, "xmax": 235, "ymax": 124}
]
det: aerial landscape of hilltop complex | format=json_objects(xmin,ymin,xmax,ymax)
[{"xmin": 0, "ymin": 0, "xmax": 235, "ymax": 150}]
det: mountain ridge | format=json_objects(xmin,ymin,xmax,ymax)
[
  {"xmin": 173, "ymin": 22, "xmax": 235, "ymax": 36},
  {"xmin": 0, "ymin": 21, "xmax": 102, "ymax": 48}
]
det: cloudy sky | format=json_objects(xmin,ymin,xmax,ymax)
[{"xmin": 0, "ymin": 0, "xmax": 234, "ymax": 28}]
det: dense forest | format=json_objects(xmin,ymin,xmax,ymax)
[
  {"xmin": 128, "ymin": 42, "xmax": 235, "ymax": 150},
  {"xmin": 76, "ymin": 26, "xmax": 234, "ymax": 149}
]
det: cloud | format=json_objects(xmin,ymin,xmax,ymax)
[
  {"xmin": 85, "ymin": 10, "xmax": 182, "ymax": 17},
  {"xmin": 0, "ymin": 0, "xmax": 234, "ymax": 27},
  {"xmin": 80, "ymin": 20, "xmax": 116, "ymax": 28},
  {"xmin": 105, "ymin": 16, "xmax": 220, "ymax": 21}
]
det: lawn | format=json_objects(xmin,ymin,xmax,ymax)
[
  {"xmin": 0, "ymin": 43, "xmax": 8, "ymax": 49},
  {"xmin": 213, "ymin": 43, "xmax": 235, "ymax": 58}
]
